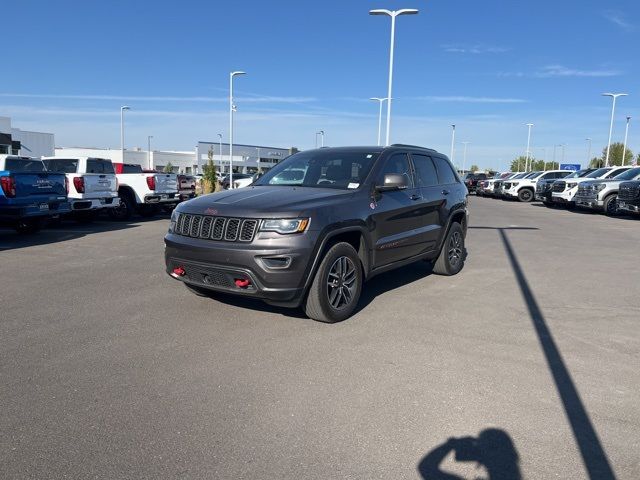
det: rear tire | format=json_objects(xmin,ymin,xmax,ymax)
[
  {"xmin": 432, "ymin": 222, "xmax": 465, "ymax": 276},
  {"xmin": 108, "ymin": 192, "xmax": 134, "ymax": 220},
  {"xmin": 304, "ymin": 242, "xmax": 363, "ymax": 323}
]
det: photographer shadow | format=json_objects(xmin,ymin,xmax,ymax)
[{"xmin": 418, "ymin": 429, "xmax": 521, "ymax": 480}]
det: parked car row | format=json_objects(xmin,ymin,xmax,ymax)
[
  {"xmin": 476, "ymin": 166, "xmax": 640, "ymax": 216},
  {"xmin": 0, "ymin": 154, "xmax": 187, "ymax": 234}
]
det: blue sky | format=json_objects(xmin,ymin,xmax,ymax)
[{"xmin": 2, "ymin": 0, "xmax": 638, "ymax": 170}]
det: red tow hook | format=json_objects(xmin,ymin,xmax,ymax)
[
  {"xmin": 234, "ymin": 278, "xmax": 251, "ymax": 288},
  {"xmin": 173, "ymin": 266, "xmax": 186, "ymax": 277}
]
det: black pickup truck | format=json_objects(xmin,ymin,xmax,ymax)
[
  {"xmin": 617, "ymin": 180, "xmax": 640, "ymax": 215},
  {"xmin": 463, "ymin": 172, "xmax": 488, "ymax": 193}
]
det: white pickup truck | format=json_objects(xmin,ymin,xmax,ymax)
[
  {"xmin": 110, "ymin": 163, "xmax": 179, "ymax": 219},
  {"xmin": 42, "ymin": 156, "xmax": 118, "ymax": 220},
  {"xmin": 551, "ymin": 166, "xmax": 633, "ymax": 208}
]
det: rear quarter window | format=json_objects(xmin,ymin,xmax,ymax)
[{"xmin": 433, "ymin": 157, "xmax": 458, "ymax": 185}]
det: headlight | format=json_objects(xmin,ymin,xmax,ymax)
[
  {"xmin": 260, "ymin": 218, "xmax": 310, "ymax": 234},
  {"xmin": 511, "ymin": 182, "xmax": 519, "ymax": 187},
  {"xmin": 567, "ymin": 182, "xmax": 578, "ymax": 189},
  {"xmin": 168, "ymin": 209, "xmax": 179, "ymax": 233},
  {"xmin": 594, "ymin": 183, "xmax": 606, "ymax": 192}
]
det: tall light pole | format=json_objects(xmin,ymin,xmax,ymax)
[
  {"xmin": 553, "ymin": 144, "xmax": 558, "ymax": 168},
  {"xmin": 120, "ymin": 106, "xmax": 130, "ymax": 163},
  {"xmin": 622, "ymin": 116, "xmax": 631, "ymax": 166},
  {"xmin": 229, "ymin": 71, "xmax": 246, "ymax": 188},
  {"xmin": 318, "ymin": 130, "xmax": 324, "ymax": 147},
  {"xmin": 525, "ymin": 123, "xmax": 534, "ymax": 171},
  {"xmin": 218, "ymin": 133, "xmax": 223, "ymax": 174},
  {"xmin": 147, "ymin": 135, "xmax": 153, "ymax": 170},
  {"xmin": 585, "ymin": 137, "xmax": 592, "ymax": 164},
  {"xmin": 370, "ymin": 97, "xmax": 387, "ymax": 146},
  {"xmin": 369, "ymin": 8, "xmax": 419, "ymax": 146},
  {"xmin": 602, "ymin": 92, "xmax": 628, "ymax": 167},
  {"xmin": 540, "ymin": 147, "xmax": 547, "ymax": 170},
  {"xmin": 461, "ymin": 141, "xmax": 470, "ymax": 174},
  {"xmin": 560, "ymin": 144, "xmax": 566, "ymax": 165},
  {"xmin": 450, "ymin": 124, "xmax": 456, "ymax": 166}
]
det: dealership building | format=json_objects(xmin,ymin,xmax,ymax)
[{"xmin": 0, "ymin": 116, "xmax": 55, "ymax": 158}]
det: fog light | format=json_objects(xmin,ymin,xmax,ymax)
[
  {"xmin": 173, "ymin": 267, "xmax": 185, "ymax": 277},
  {"xmin": 234, "ymin": 278, "xmax": 251, "ymax": 288}
]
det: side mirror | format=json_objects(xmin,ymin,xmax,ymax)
[{"xmin": 376, "ymin": 173, "xmax": 408, "ymax": 192}]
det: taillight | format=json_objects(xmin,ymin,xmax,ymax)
[
  {"xmin": 73, "ymin": 177, "xmax": 85, "ymax": 193},
  {"xmin": 146, "ymin": 176, "xmax": 156, "ymax": 190},
  {"xmin": 1, "ymin": 176, "xmax": 16, "ymax": 198}
]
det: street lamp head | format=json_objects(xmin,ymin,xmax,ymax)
[
  {"xmin": 369, "ymin": 8, "xmax": 418, "ymax": 17},
  {"xmin": 121, "ymin": 105, "xmax": 131, "ymax": 111},
  {"xmin": 369, "ymin": 8, "xmax": 392, "ymax": 16},
  {"xmin": 602, "ymin": 92, "xmax": 628, "ymax": 98},
  {"xmin": 370, "ymin": 97, "xmax": 387, "ymax": 102},
  {"xmin": 397, "ymin": 8, "xmax": 419, "ymax": 15},
  {"xmin": 526, "ymin": 123, "xmax": 534, "ymax": 127},
  {"xmin": 231, "ymin": 71, "xmax": 246, "ymax": 77}
]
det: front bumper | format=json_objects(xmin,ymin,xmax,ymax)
[
  {"xmin": 574, "ymin": 195, "xmax": 602, "ymax": 209},
  {"xmin": 535, "ymin": 191, "xmax": 552, "ymax": 202},
  {"xmin": 552, "ymin": 190, "xmax": 577, "ymax": 204},
  {"xmin": 70, "ymin": 196, "xmax": 120, "ymax": 211},
  {"xmin": 617, "ymin": 200, "xmax": 640, "ymax": 213},
  {"xmin": 164, "ymin": 230, "xmax": 318, "ymax": 306}
]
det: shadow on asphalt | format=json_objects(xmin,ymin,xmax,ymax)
[
  {"xmin": 493, "ymin": 226, "xmax": 616, "ymax": 480},
  {"xmin": 418, "ymin": 428, "xmax": 521, "ymax": 480},
  {"xmin": 0, "ymin": 213, "xmax": 171, "ymax": 252}
]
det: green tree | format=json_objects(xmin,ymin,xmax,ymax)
[
  {"xmin": 469, "ymin": 164, "xmax": 479, "ymax": 172},
  {"xmin": 163, "ymin": 162, "xmax": 174, "ymax": 173},
  {"xmin": 589, "ymin": 142, "xmax": 634, "ymax": 168},
  {"xmin": 201, "ymin": 146, "xmax": 218, "ymax": 194},
  {"xmin": 509, "ymin": 156, "xmax": 531, "ymax": 172}
]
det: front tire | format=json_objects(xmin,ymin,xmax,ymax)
[
  {"xmin": 304, "ymin": 242, "xmax": 363, "ymax": 323},
  {"xmin": 517, "ymin": 189, "xmax": 534, "ymax": 202},
  {"xmin": 432, "ymin": 222, "xmax": 465, "ymax": 276},
  {"xmin": 603, "ymin": 194, "xmax": 618, "ymax": 216}
]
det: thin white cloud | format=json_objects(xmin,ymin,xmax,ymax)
[
  {"xmin": 535, "ymin": 65, "xmax": 622, "ymax": 78},
  {"xmin": 0, "ymin": 93, "xmax": 317, "ymax": 104},
  {"xmin": 442, "ymin": 44, "xmax": 510, "ymax": 54},
  {"xmin": 603, "ymin": 10, "xmax": 635, "ymax": 31},
  {"xmin": 416, "ymin": 96, "xmax": 527, "ymax": 104}
]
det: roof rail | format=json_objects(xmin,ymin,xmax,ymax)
[{"xmin": 389, "ymin": 143, "xmax": 437, "ymax": 152}]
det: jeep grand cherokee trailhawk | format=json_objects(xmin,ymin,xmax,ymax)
[{"xmin": 164, "ymin": 145, "xmax": 468, "ymax": 322}]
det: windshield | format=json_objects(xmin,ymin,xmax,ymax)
[
  {"xmin": 528, "ymin": 171, "xmax": 543, "ymax": 179},
  {"xmin": 586, "ymin": 168, "xmax": 611, "ymax": 178},
  {"xmin": 566, "ymin": 169, "xmax": 589, "ymax": 178},
  {"xmin": 524, "ymin": 172, "xmax": 539, "ymax": 178},
  {"xmin": 611, "ymin": 167, "xmax": 640, "ymax": 181},
  {"xmin": 254, "ymin": 150, "xmax": 380, "ymax": 189},
  {"xmin": 5, "ymin": 158, "xmax": 47, "ymax": 172},
  {"xmin": 605, "ymin": 168, "xmax": 630, "ymax": 178},
  {"xmin": 511, "ymin": 173, "xmax": 528, "ymax": 179},
  {"xmin": 43, "ymin": 158, "xmax": 78, "ymax": 173}
]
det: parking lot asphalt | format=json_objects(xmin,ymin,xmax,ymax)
[{"xmin": 1, "ymin": 197, "xmax": 639, "ymax": 479}]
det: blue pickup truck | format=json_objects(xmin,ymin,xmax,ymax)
[{"xmin": 0, "ymin": 155, "xmax": 71, "ymax": 233}]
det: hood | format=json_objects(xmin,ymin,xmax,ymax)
[{"xmin": 177, "ymin": 186, "xmax": 357, "ymax": 217}]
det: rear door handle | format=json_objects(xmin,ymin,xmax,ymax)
[
  {"xmin": 442, "ymin": 190, "xmax": 450, "ymax": 195},
  {"xmin": 410, "ymin": 194, "xmax": 422, "ymax": 201}
]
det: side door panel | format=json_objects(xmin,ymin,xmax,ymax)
[
  {"xmin": 369, "ymin": 153, "xmax": 425, "ymax": 267},
  {"xmin": 410, "ymin": 153, "xmax": 444, "ymax": 253}
]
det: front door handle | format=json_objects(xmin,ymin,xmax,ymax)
[
  {"xmin": 410, "ymin": 194, "xmax": 422, "ymax": 201},
  {"xmin": 442, "ymin": 189, "xmax": 450, "ymax": 195}
]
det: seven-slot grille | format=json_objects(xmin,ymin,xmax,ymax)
[
  {"xmin": 175, "ymin": 213, "xmax": 258, "ymax": 242},
  {"xmin": 552, "ymin": 181, "xmax": 566, "ymax": 192},
  {"xmin": 618, "ymin": 183, "xmax": 640, "ymax": 201}
]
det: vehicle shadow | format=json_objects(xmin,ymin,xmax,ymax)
[
  {"xmin": 0, "ymin": 213, "xmax": 171, "ymax": 252},
  {"xmin": 418, "ymin": 428, "xmax": 521, "ymax": 480}
]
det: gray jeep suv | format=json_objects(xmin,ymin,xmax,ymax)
[{"xmin": 164, "ymin": 145, "xmax": 468, "ymax": 322}]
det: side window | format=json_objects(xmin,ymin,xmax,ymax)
[
  {"xmin": 412, "ymin": 154, "xmax": 438, "ymax": 187},
  {"xmin": 542, "ymin": 172, "xmax": 558, "ymax": 179},
  {"xmin": 378, "ymin": 153, "xmax": 414, "ymax": 188},
  {"xmin": 433, "ymin": 157, "xmax": 457, "ymax": 185}
]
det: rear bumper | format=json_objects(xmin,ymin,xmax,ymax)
[
  {"xmin": 0, "ymin": 201, "xmax": 71, "ymax": 220},
  {"xmin": 144, "ymin": 192, "xmax": 179, "ymax": 204},
  {"xmin": 70, "ymin": 197, "xmax": 120, "ymax": 211}
]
